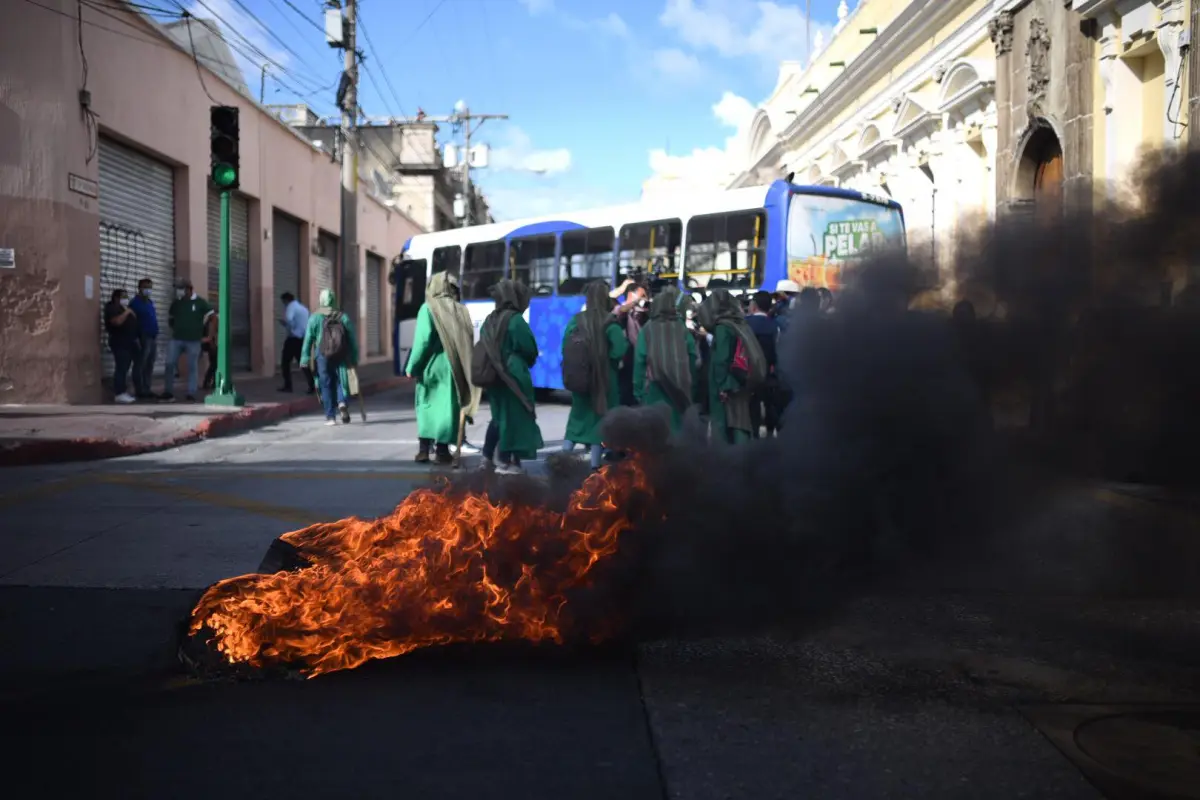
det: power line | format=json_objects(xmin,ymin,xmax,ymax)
[
  {"xmin": 275, "ymin": 0, "xmax": 325, "ymax": 34},
  {"xmin": 183, "ymin": 14, "xmax": 221, "ymax": 104},
  {"xmin": 413, "ymin": 0, "xmax": 449, "ymax": 36},
  {"xmin": 224, "ymin": 0, "xmax": 324, "ymax": 74},
  {"xmin": 263, "ymin": 0, "xmax": 330, "ymax": 59},
  {"xmin": 180, "ymin": 0, "xmax": 327, "ymax": 93},
  {"xmin": 25, "ymin": 0, "xmax": 336, "ymax": 112},
  {"xmin": 357, "ymin": 11, "xmax": 408, "ymax": 119}
]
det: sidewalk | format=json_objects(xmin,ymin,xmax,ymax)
[{"xmin": 0, "ymin": 361, "xmax": 410, "ymax": 467}]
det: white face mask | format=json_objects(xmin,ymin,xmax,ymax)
[
  {"xmin": 119, "ymin": 298, "xmax": 130, "ymax": 307},
  {"xmin": 176, "ymin": 289, "xmax": 186, "ymax": 299},
  {"xmin": 141, "ymin": 287, "xmax": 152, "ymax": 297}
]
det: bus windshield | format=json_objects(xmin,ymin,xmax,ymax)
[{"xmin": 786, "ymin": 193, "xmax": 906, "ymax": 290}]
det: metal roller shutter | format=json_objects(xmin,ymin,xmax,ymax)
[
  {"xmin": 365, "ymin": 252, "xmax": 383, "ymax": 356},
  {"xmin": 272, "ymin": 212, "xmax": 302, "ymax": 368},
  {"xmin": 207, "ymin": 187, "xmax": 252, "ymax": 372},
  {"xmin": 97, "ymin": 137, "xmax": 176, "ymax": 382},
  {"xmin": 314, "ymin": 231, "xmax": 337, "ymax": 296}
]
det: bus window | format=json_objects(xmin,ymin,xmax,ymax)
[
  {"xmin": 462, "ymin": 240, "xmax": 505, "ymax": 300},
  {"xmin": 558, "ymin": 226, "xmax": 615, "ymax": 295},
  {"xmin": 432, "ymin": 246, "xmax": 461, "ymax": 276},
  {"xmin": 618, "ymin": 219, "xmax": 681, "ymax": 285},
  {"xmin": 509, "ymin": 235, "xmax": 557, "ymax": 296},
  {"xmin": 684, "ymin": 210, "xmax": 765, "ymax": 290}
]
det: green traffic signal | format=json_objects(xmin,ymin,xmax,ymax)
[{"xmin": 212, "ymin": 163, "xmax": 237, "ymax": 188}]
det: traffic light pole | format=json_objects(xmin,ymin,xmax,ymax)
[
  {"xmin": 206, "ymin": 189, "xmax": 244, "ymax": 407},
  {"xmin": 338, "ymin": 0, "xmax": 357, "ymax": 306}
]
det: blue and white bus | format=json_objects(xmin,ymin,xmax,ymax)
[{"xmin": 391, "ymin": 181, "xmax": 905, "ymax": 391}]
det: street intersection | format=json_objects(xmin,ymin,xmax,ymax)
[{"xmin": 1, "ymin": 387, "xmax": 1197, "ymax": 798}]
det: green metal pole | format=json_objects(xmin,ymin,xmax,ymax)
[{"xmin": 206, "ymin": 189, "xmax": 244, "ymax": 407}]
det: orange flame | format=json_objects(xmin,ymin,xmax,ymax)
[{"xmin": 187, "ymin": 459, "xmax": 653, "ymax": 678}]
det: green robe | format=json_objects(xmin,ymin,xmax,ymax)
[
  {"xmin": 563, "ymin": 317, "xmax": 628, "ymax": 446},
  {"xmin": 707, "ymin": 326, "xmax": 751, "ymax": 443},
  {"xmin": 633, "ymin": 326, "xmax": 699, "ymax": 432},
  {"xmin": 488, "ymin": 313, "xmax": 544, "ymax": 459},
  {"xmin": 300, "ymin": 308, "xmax": 358, "ymax": 394},
  {"xmin": 406, "ymin": 305, "xmax": 460, "ymax": 444}
]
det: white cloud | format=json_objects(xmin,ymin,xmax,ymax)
[
  {"xmin": 517, "ymin": 0, "xmax": 555, "ymax": 15},
  {"xmin": 483, "ymin": 182, "xmax": 634, "ymax": 222},
  {"xmin": 597, "ymin": 12, "xmax": 630, "ymax": 38},
  {"xmin": 659, "ymin": 0, "xmax": 833, "ymax": 66},
  {"xmin": 487, "ymin": 126, "xmax": 572, "ymax": 175},
  {"xmin": 651, "ymin": 48, "xmax": 705, "ymax": 82},
  {"xmin": 644, "ymin": 90, "xmax": 756, "ymax": 193},
  {"xmin": 713, "ymin": 90, "xmax": 756, "ymax": 129}
]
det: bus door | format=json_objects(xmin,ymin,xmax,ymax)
[
  {"xmin": 681, "ymin": 210, "xmax": 766, "ymax": 303},
  {"xmin": 390, "ymin": 256, "xmax": 427, "ymax": 374},
  {"xmin": 618, "ymin": 219, "xmax": 682, "ymax": 295},
  {"xmin": 509, "ymin": 232, "xmax": 564, "ymax": 389}
]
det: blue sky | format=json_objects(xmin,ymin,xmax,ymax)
[{"xmin": 179, "ymin": 0, "xmax": 843, "ymax": 220}]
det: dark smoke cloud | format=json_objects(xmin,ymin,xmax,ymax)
[
  {"xmin": 240, "ymin": 148, "xmax": 1200, "ymax": 666},
  {"xmin": 587, "ymin": 147, "xmax": 1200, "ymax": 641}
]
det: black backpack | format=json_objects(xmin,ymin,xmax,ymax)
[
  {"xmin": 319, "ymin": 312, "xmax": 350, "ymax": 364},
  {"xmin": 561, "ymin": 317, "xmax": 593, "ymax": 395},
  {"xmin": 470, "ymin": 339, "xmax": 499, "ymax": 388}
]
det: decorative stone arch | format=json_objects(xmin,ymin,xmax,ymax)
[
  {"xmin": 1011, "ymin": 116, "xmax": 1065, "ymax": 208},
  {"xmin": 857, "ymin": 124, "xmax": 882, "ymax": 152},
  {"xmin": 892, "ymin": 95, "xmax": 935, "ymax": 139},
  {"xmin": 746, "ymin": 109, "xmax": 775, "ymax": 164},
  {"xmin": 937, "ymin": 59, "xmax": 996, "ymax": 110}
]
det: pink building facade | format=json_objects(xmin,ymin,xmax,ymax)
[{"xmin": 0, "ymin": 0, "xmax": 422, "ymax": 403}]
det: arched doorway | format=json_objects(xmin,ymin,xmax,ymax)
[{"xmin": 1014, "ymin": 125, "xmax": 1064, "ymax": 216}]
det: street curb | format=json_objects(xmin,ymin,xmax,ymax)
[{"xmin": 0, "ymin": 376, "xmax": 412, "ymax": 468}]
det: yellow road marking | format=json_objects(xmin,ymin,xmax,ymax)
[
  {"xmin": 97, "ymin": 474, "xmax": 319, "ymax": 525},
  {"xmin": 0, "ymin": 474, "xmax": 94, "ymax": 510},
  {"xmin": 111, "ymin": 470, "xmax": 438, "ymax": 481}
]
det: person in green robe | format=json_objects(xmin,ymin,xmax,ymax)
[
  {"xmin": 405, "ymin": 271, "xmax": 480, "ymax": 464},
  {"xmin": 633, "ymin": 285, "xmax": 699, "ymax": 432},
  {"xmin": 696, "ymin": 288, "xmax": 768, "ymax": 444},
  {"xmin": 562, "ymin": 280, "xmax": 628, "ymax": 470},
  {"xmin": 301, "ymin": 287, "xmax": 359, "ymax": 426},
  {"xmin": 479, "ymin": 279, "xmax": 544, "ymax": 475}
]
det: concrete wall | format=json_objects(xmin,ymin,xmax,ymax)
[{"xmin": 0, "ymin": 0, "xmax": 421, "ymax": 404}]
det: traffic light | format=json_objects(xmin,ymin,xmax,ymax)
[{"xmin": 210, "ymin": 105, "xmax": 239, "ymax": 191}]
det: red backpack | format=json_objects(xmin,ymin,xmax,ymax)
[{"xmin": 729, "ymin": 336, "xmax": 765, "ymax": 387}]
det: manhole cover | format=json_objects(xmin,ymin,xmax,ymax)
[
  {"xmin": 1075, "ymin": 711, "xmax": 1200, "ymax": 797},
  {"xmin": 1022, "ymin": 705, "xmax": 1200, "ymax": 799}
]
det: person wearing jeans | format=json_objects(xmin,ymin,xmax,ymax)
[
  {"xmin": 162, "ymin": 278, "xmax": 213, "ymax": 402},
  {"xmin": 104, "ymin": 288, "xmax": 140, "ymax": 404},
  {"xmin": 127, "ymin": 277, "xmax": 159, "ymax": 399},
  {"xmin": 314, "ymin": 353, "xmax": 348, "ymax": 421},
  {"xmin": 300, "ymin": 288, "xmax": 358, "ymax": 425}
]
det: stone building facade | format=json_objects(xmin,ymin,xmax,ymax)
[{"xmin": 990, "ymin": 2, "xmax": 1095, "ymax": 217}]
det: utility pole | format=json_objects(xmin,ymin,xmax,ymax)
[
  {"xmin": 452, "ymin": 103, "xmax": 506, "ymax": 227},
  {"xmin": 337, "ymin": 0, "xmax": 357, "ymax": 305},
  {"xmin": 259, "ymin": 64, "xmax": 268, "ymax": 103}
]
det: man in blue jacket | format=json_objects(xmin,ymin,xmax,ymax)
[{"xmin": 128, "ymin": 277, "xmax": 160, "ymax": 399}]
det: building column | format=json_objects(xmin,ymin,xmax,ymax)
[
  {"xmin": 1157, "ymin": 0, "xmax": 1187, "ymax": 144},
  {"xmin": 980, "ymin": 106, "xmax": 999, "ymax": 219},
  {"xmin": 1098, "ymin": 12, "xmax": 1120, "ymax": 200}
]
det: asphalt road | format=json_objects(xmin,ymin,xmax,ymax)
[{"xmin": 2, "ymin": 387, "xmax": 1199, "ymax": 799}]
